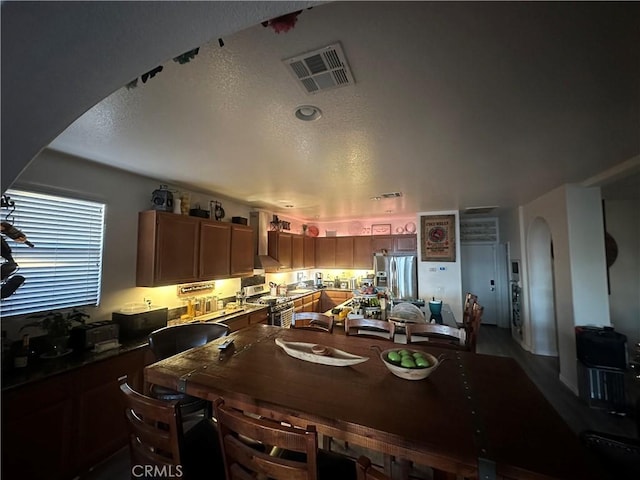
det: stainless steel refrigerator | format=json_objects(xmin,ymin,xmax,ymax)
[{"xmin": 373, "ymin": 254, "xmax": 418, "ymax": 300}]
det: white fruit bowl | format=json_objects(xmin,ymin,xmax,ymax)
[{"xmin": 380, "ymin": 348, "xmax": 440, "ymax": 380}]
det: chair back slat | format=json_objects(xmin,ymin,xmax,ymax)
[
  {"xmin": 356, "ymin": 455, "xmax": 390, "ymax": 480},
  {"xmin": 120, "ymin": 380, "xmax": 183, "ymax": 468},
  {"xmin": 214, "ymin": 398, "xmax": 319, "ymax": 480},
  {"xmin": 345, "ymin": 318, "xmax": 395, "ymax": 340},
  {"xmin": 405, "ymin": 323, "xmax": 467, "ymax": 350},
  {"xmin": 149, "ymin": 323, "xmax": 229, "ymax": 360},
  {"xmin": 292, "ymin": 312, "xmax": 334, "ymax": 333},
  {"xmin": 465, "ymin": 303, "xmax": 483, "ymax": 352}
]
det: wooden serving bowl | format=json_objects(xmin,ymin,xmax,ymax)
[{"xmin": 380, "ymin": 348, "xmax": 439, "ymax": 380}]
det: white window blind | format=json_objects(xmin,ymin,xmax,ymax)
[{"xmin": 1, "ymin": 189, "xmax": 105, "ymax": 317}]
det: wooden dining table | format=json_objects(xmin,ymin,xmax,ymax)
[{"xmin": 144, "ymin": 324, "xmax": 603, "ymax": 480}]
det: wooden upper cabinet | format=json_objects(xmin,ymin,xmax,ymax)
[
  {"xmin": 335, "ymin": 237, "xmax": 354, "ymax": 268},
  {"xmin": 303, "ymin": 236, "xmax": 315, "ymax": 268},
  {"xmin": 230, "ymin": 224, "xmax": 254, "ymax": 276},
  {"xmin": 395, "ymin": 234, "xmax": 417, "ymax": 253},
  {"xmin": 137, "ymin": 211, "xmax": 255, "ymax": 286},
  {"xmin": 353, "ymin": 236, "xmax": 373, "ymax": 268},
  {"xmin": 371, "ymin": 235, "xmax": 395, "ymax": 254},
  {"xmin": 200, "ymin": 220, "xmax": 231, "ymax": 279},
  {"xmin": 291, "ymin": 235, "xmax": 304, "ymax": 269},
  {"xmin": 315, "ymin": 237, "xmax": 336, "ymax": 268},
  {"xmin": 137, "ymin": 211, "xmax": 200, "ymax": 286},
  {"xmin": 371, "ymin": 234, "xmax": 417, "ymax": 254},
  {"xmin": 268, "ymin": 231, "xmax": 293, "ymax": 269}
]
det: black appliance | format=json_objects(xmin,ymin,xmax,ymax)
[
  {"xmin": 575, "ymin": 326, "xmax": 628, "ymax": 413},
  {"xmin": 575, "ymin": 326, "xmax": 627, "ymax": 369},
  {"xmin": 112, "ymin": 307, "xmax": 168, "ymax": 339},
  {"xmin": 69, "ymin": 321, "xmax": 119, "ymax": 350}
]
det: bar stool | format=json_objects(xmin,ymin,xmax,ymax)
[{"xmin": 148, "ymin": 323, "xmax": 229, "ymax": 418}]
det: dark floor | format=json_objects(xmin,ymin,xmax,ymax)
[{"xmin": 80, "ymin": 326, "xmax": 638, "ymax": 480}]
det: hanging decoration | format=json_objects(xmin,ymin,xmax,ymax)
[
  {"xmin": 173, "ymin": 47, "xmax": 200, "ymax": 65},
  {"xmin": 262, "ymin": 10, "xmax": 303, "ymax": 33}
]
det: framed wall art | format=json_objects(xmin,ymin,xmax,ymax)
[
  {"xmin": 420, "ymin": 214, "xmax": 456, "ymax": 262},
  {"xmin": 371, "ymin": 223, "xmax": 392, "ymax": 235}
]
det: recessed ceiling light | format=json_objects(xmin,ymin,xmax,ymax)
[
  {"xmin": 370, "ymin": 196, "xmax": 382, "ymax": 201},
  {"xmin": 295, "ymin": 105, "xmax": 322, "ymax": 121}
]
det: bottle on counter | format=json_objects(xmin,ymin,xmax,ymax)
[{"xmin": 14, "ymin": 334, "xmax": 30, "ymax": 368}]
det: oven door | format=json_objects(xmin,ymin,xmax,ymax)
[{"xmin": 271, "ymin": 305, "xmax": 294, "ymax": 328}]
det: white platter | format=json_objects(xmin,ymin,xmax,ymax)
[{"xmin": 275, "ymin": 338, "xmax": 369, "ymax": 367}]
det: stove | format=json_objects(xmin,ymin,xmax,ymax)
[{"xmin": 244, "ymin": 285, "xmax": 294, "ymax": 328}]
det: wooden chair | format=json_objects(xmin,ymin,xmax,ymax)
[
  {"xmin": 356, "ymin": 455, "xmax": 390, "ymax": 480},
  {"xmin": 405, "ymin": 323, "xmax": 467, "ymax": 350},
  {"xmin": 459, "ymin": 292, "xmax": 478, "ymax": 328},
  {"xmin": 213, "ymin": 397, "xmax": 356, "ymax": 480},
  {"xmin": 465, "ymin": 303, "xmax": 484, "ymax": 353},
  {"xmin": 345, "ymin": 318, "xmax": 395, "ymax": 341},
  {"xmin": 292, "ymin": 312, "xmax": 334, "ymax": 333},
  {"xmin": 119, "ymin": 377, "xmax": 225, "ymax": 480},
  {"xmin": 148, "ymin": 323, "xmax": 229, "ymax": 417}
]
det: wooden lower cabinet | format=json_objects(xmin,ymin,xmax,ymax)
[
  {"xmin": 1, "ymin": 346, "xmax": 151, "ymax": 480},
  {"xmin": 221, "ymin": 308, "xmax": 269, "ymax": 331},
  {"xmin": 249, "ymin": 309, "xmax": 269, "ymax": 325},
  {"xmin": 221, "ymin": 315, "xmax": 249, "ymax": 332},
  {"xmin": 320, "ymin": 290, "xmax": 353, "ymax": 312},
  {"xmin": 2, "ymin": 374, "xmax": 75, "ymax": 480}
]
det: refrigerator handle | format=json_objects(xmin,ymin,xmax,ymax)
[{"xmin": 390, "ymin": 256, "xmax": 397, "ymax": 296}]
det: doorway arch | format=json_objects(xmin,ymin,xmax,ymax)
[{"xmin": 527, "ymin": 217, "xmax": 558, "ymax": 356}]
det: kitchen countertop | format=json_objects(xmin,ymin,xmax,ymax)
[
  {"xmin": 169, "ymin": 303, "xmax": 268, "ymax": 326},
  {"xmin": 2, "ymin": 291, "xmax": 360, "ymax": 391},
  {"xmin": 1, "ymin": 334, "xmax": 150, "ymax": 392}
]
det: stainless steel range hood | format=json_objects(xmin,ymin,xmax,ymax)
[{"xmin": 250, "ymin": 211, "xmax": 281, "ymax": 273}]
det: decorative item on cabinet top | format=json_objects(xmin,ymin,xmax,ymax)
[
  {"xmin": 150, "ymin": 185, "xmax": 174, "ymax": 212},
  {"xmin": 371, "ymin": 224, "xmax": 391, "ymax": 235}
]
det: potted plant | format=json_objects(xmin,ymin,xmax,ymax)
[{"xmin": 21, "ymin": 308, "xmax": 89, "ymax": 356}]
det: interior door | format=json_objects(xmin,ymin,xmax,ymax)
[{"xmin": 461, "ymin": 244, "xmax": 499, "ymax": 325}]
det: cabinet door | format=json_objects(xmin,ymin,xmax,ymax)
[
  {"xmin": 394, "ymin": 234, "xmax": 417, "ymax": 253},
  {"xmin": 221, "ymin": 315, "xmax": 250, "ymax": 332},
  {"xmin": 145, "ymin": 212, "xmax": 200, "ymax": 286},
  {"xmin": 371, "ymin": 235, "xmax": 394, "ymax": 254},
  {"xmin": 294, "ymin": 297, "xmax": 304, "ymax": 312},
  {"xmin": 76, "ymin": 348, "xmax": 149, "ymax": 472},
  {"xmin": 249, "ymin": 309, "xmax": 268, "ymax": 325},
  {"xmin": 353, "ymin": 236, "xmax": 373, "ymax": 268},
  {"xmin": 335, "ymin": 237, "xmax": 354, "ymax": 268},
  {"xmin": 230, "ymin": 224, "xmax": 254, "ymax": 276},
  {"xmin": 315, "ymin": 237, "xmax": 336, "ymax": 268},
  {"xmin": 2, "ymin": 375, "xmax": 74, "ymax": 480},
  {"xmin": 320, "ymin": 290, "xmax": 344, "ymax": 312},
  {"xmin": 268, "ymin": 232, "xmax": 293, "ymax": 269},
  {"xmin": 291, "ymin": 235, "xmax": 304, "ymax": 270},
  {"xmin": 303, "ymin": 237, "xmax": 315, "ymax": 268},
  {"xmin": 200, "ymin": 220, "xmax": 231, "ymax": 279}
]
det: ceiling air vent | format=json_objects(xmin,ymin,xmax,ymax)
[
  {"xmin": 380, "ymin": 192, "xmax": 403, "ymax": 199},
  {"xmin": 463, "ymin": 206, "xmax": 497, "ymax": 215},
  {"xmin": 283, "ymin": 42, "xmax": 355, "ymax": 95}
]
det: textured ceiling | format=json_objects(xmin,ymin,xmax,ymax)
[{"xmin": 49, "ymin": 1, "xmax": 640, "ymax": 221}]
